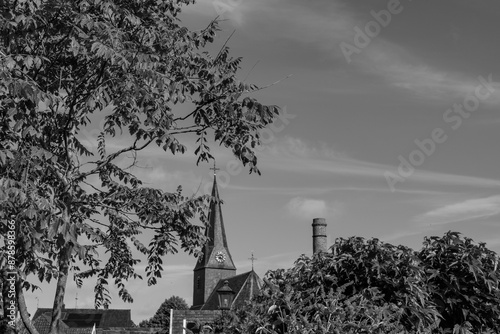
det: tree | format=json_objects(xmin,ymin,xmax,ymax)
[
  {"xmin": 419, "ymin": 232, "xmax": 500, "ymax": 332},
  {"xmin": 0, "ymin": 1, "xmax": 279, "ymax": 334},
  {"xmin": 138, "ymin": 295, "xmax": 188, "ymax": 332},
  {"xmin": 222, "ymin": 233, "xmax": 500, "ymax": 333},
  {"xmin": 216, "ymin": 283, "xmax": 410, "ymax": 334},
  {"xmin": 220, "ymin": 237, "xmax": 440, "ymax": 334}
]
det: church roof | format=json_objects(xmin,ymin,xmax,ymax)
[
  {"xmin": 194, "ymin": 175, "xmax": 236, "ymax": 271},
  {"xmin": 26, "ymin": 307, "xmax": 134, "ymax": 334},
  {"xmin": 201, "ymin": 270, "xmax": 263, "ymax": 310},
  {"xmin": 18, "ymin": 313, "xmax": 68, "ymax": 334}
]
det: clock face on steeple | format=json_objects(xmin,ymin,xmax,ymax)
[{"xmin": 215, "ymin": 251, "xmax": 226, "ymax": 263}]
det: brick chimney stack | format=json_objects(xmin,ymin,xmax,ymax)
[{"xmin": 312, "ymin": 218, "xmax": 327, "ymax": 254}]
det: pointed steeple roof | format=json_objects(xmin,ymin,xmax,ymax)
[{"xmin": 194, "ymin": 175, "xmax": 236, "ymax": 271}]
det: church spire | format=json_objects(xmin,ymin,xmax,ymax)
[
  {"xmin": 206, "ymin": 162, "xmax": 227, "ymax": 248},
  {"xmin": 207, "ymin": 175, "xmax": 227, "ymax": 248},
  {"xmin": 194, "ymin": 171, "xmax": 236, "ymax": 269},
  {"xmin": 192, "ymin": 166, "xmax": 237, "ymax": 308}
]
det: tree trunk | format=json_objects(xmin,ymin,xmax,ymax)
[
  {"xmin": 17, "ymin": 278, "xmax": 39, "ymax": 334},
  {"xmin": 1, "ymin": 270, "xmax": 6, "ymax": 320},
  {"xmin": 48, "ymin": 242, "xmax": 74, "ymax": 334}
]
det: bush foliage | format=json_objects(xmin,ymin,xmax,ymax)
[{"xmin": 216, "ymin": 232, "xmax": 500, "ymax": 334}]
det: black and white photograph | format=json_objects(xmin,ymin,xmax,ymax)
[{"xmin": 1, "ymin": 1, "xmax": 500, "ymax": 333}]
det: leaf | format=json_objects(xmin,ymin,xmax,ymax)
[
  {"xmin": 25, "ymin": 208, "xmax": 37, "ymax": 218},
  {"xmin": 48, "ymin": 220, "xmax": 60, "ymax": 239},
  {"xmin": 13, "ymin": 119, "xmax": 24, "ymax": 131},
  {"xmin": 0, "ymin": 150, "xmax": 6, "ymax": 165}
]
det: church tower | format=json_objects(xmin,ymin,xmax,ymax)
[{"xmin": 192, "ymin": 174, "xmax": 236, "ymax": 309}]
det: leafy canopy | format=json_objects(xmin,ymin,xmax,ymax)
[
  {"xmin": 219, "ymin": 232, "xmax": 500, "ymax": 334},
  {"xmin": 419, "ymin": 232, "xmax": 500, "ymax": 332},
  {"xmin": 0, "ymin": 0, "xmax": 279, "ymax": 333}
]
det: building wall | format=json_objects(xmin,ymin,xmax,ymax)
[
  {"xmin": 192, "ymin": 269, "xmax": 206, "ymax": 307},
  {"xmin": 203, "ymin": 268, "xmax": 236, "ymax": 304},
  {"xmin": 192, "ymin": 267, "xmax": 236, "ymax": 308}
]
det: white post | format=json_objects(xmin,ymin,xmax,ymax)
[
  {"xmin": 169, "ymin": 309, "xmax": 173, "ymax": 334},
  {"xmin": 182, "ymin": 318, "xmax": 187, "ymax": 334}
]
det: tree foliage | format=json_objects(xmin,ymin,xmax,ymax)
[
  {"xmin": 420, "ymin": 232, "xmax": 500, "ymax": 332},
  {"xmin": 219, "ymin": 232, "xmax": 499, "ymax": 334},
  {"xmin": 0, "ymin": 1, "xmax": 279, "ymax": 333},
  {"xmin": 138, "ymin": 295, "xmax": 188, "ymax": 331}
]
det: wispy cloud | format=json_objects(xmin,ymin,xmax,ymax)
[
  {"xmin": 286, "ymin": 196, "xmax": 342, "ymax": 220},
  {"xmin": 182, "ymin": 0, "xmax": 353, "ymax": 69},
  {"xmin": 355, "ymin": 39, "xmax": 500, "ymax": 105},
  {"xmin": 184, "ymin": 0, "xmax": 500, "ymax": 105},
  {"xmin": 227, "ymin": 183, "xmax": 450, "ymax": 197},
  {"xmin": 260, "ymin": 136, "xmax": 500, "ymax": 190},
  {"xmin": 262, "ymin": 136, "xmax": 400, "ymax": 179},
  {"xmin": 404, "ymin": 170, "xmax": 500, "ymax": 189},
  {"xmin": 185, "ymin": 0, "xmax": 350, "ymax": 36},
  {"xmin": 89, "ymin": 133, "xmax": 500, "ymax": 195},
  {"xmin": 131, "ymin": 166, "xmax": 199, "ymax": 190},
  {"xmin": 226, "ymin": 184, "xmax": 333, "ymax": 196},
  {"xmin": 286, "ymin": 197, "xmax": 327, "ymax": 219},
  {"xmin": 181, "ymin": 0, "xmax": 250, "ymax": 26},
  {"xmin": 266, "ymin": 136, "xmax": 348, "ymax": 160},
  {"xmin": 415, "ymin": 195, "xmax": 500, "ymax": 225}
]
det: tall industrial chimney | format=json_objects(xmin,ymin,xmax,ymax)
[{"xmin": 312, "ymin": 218, "xmax": 327, "ymax": 254}]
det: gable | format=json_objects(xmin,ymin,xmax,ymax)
[{"xmin": 201, "ymin": 270, "xmax": 262, "ymax": 310}]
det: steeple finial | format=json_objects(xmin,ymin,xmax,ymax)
[
  {"xmin": 210, "ymin": 161, "xmax": 220, "ymax": 176},
  {"xmin": 248, "ymin": 251, "xmax": 257, "ymax": 271}
]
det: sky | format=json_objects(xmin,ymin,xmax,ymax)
[{"xmin": 26, "ymin": 0, "xmax": 500, "ymax": 324}]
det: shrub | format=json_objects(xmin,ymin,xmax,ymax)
[{"xmin": 218, "ymin": 232, "xmax": 500, "ymax": 333}]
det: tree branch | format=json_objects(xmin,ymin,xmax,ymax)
[
  {"xmin": 246, "ymin": 74, "xmax": 293, "ymax": 94},
  {"xmin": 214, "ymin": 29, "xmax": 236, "ymax": 63},
  {"xmin": 76, "ymin": 137, "xmax": 155, "ymax": 181},
  {"xmin": 172, "ymin": 97, "xmax": 221, "ymax": 122}
]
